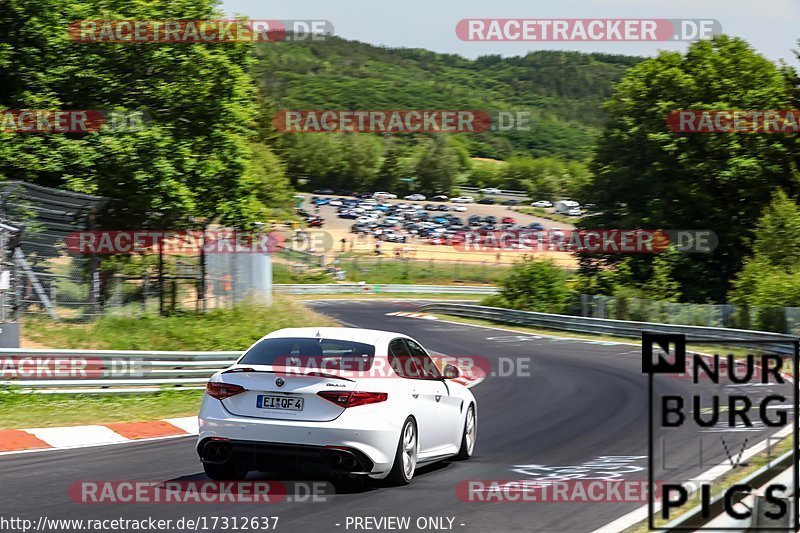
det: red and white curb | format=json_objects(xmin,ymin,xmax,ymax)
[
  {"xmin": 385, "ymin": 311, "xmax": 438, "ymax": 320},
  {"xmin": 0, "ymin": 416, "xmax": 198, "ymax": 454}
]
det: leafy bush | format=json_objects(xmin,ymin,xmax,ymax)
[{"xmin": 495, "ymin": 258, "xmax": 569, "ymax": 313}]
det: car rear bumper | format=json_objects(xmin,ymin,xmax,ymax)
[
  {"xmin": 198, "ymin": 397, "xmax": 400, "ymax": 477},
  {"xmin": 198, "ymin": 438, "xmax": 376, "ymax": 476}
]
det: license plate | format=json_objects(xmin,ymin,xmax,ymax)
[{"xmin": 257, "ymin": 395, "xmax": 304, "ymax": 411}]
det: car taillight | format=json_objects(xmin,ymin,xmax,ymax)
[
  {"xmin": 206, "ymin": 381, "xmax": 247, "ymax": 400},
  {"xmin": 317, "ymin": 391, "xmax": 388, "ymax": 408}
]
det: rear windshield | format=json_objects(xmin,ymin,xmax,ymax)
[{"xmin": 239, "ymin": 337, "xmax": 376, "ymax": 371}]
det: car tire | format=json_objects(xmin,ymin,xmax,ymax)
[
  {"xmin": 455, "ymin": 404, "xmax": 476, "ymax": 460},
  {"xmin": 203, "ymin": 461, "xmax": 249, "ymax": 481},
  {"xmin": 386, "ymin": 417, "xmax": 417, "ymax": 486}
]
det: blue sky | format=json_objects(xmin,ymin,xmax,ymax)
[{"xmin": 220, "ymin": 0, "xmax": 798, "ymax": 64}]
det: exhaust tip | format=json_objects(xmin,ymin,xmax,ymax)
[
  {"xmin": 327, "ymin": 452, "xmax": 343, "ymax": 466},
  {"xmin": 203, "ymin": 442, "xmax": 231, "ymax": 462}
]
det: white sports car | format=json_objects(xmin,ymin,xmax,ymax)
[{"xmin": 197, "ymin": 327, "xmax": 477, "ymax": 485}]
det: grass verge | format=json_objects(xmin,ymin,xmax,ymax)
[
  {"xmin": 21, "ymin": 296, "xmax": 339, "ymax": 350},
  {"xmin": 274, "ymin": 255, "xmax": 510, "ymax": 285},
  {"xmin": 11, "ymin": 297, "xmax": 339, "ymax": 429},
  {"xmin": 0, "ymin": 388, "xmax": 204, "ymax": 430}
]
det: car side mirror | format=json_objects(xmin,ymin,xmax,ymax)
[{"xmin": 442, "ymin": 364, "xmax": 460, "ymax": 380}]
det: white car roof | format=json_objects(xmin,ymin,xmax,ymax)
[{"xmin": 263, "ymin": 327, "xmax": 406, "ymax": 346}]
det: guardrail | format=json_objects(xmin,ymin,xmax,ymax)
[
  {"xmin": 419, "ymin": 303, "xmax": 797, "ymax": 353},
  {"xmin": 0, "ymin": 349, "xmax": 240, "ymax": 394},
  {"xmin": 274, "ymin": 284, "xmax": 499, "ymax": 295},
  {"xmin": 459, "ymin": 186, "xmax": 530, "ymax": 199}
]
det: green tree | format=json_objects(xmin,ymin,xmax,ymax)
[
  {"xmin": 575, "ymin": 259, "xmax": 634, "ymax": 296},
  {"xmin": 730, "ymin": 191, "xmax": 800, "ymax": 322},
  {"xmin": 280, "ymin": 134, "xmax": 346, "ymax": 189},
  {"xmin": 465, "ymin": 160, "xmax": 502, "ymax": 188},
  {"xmin": 0, "ymin": 0, "xmax": 281, "ymax": 228},
  {"xmin": 640, "ymin": 248, "xmax": 682, "ymax": 302},
  {"xmin": 415, "ymin": 137, "xmax": 461, "ymax": 194},
  {"xmin": 498, "ymin": 156, "xmax": 537, "ymax": 190},
  {"xmin": 375, "ymin": 140, "xmax": 404, "ymax": 191},
  {"xmin": 496, "ymin": 258, "xmax": 568, "ymax": 313},
  {"xmin": 341, "ymin": 134, "xmax": 382, "ymax": 190},
  {"xmin": 582, "ymin": 35, "xmax": 799, "ymax": 302},
  {"xmin": 247, "ymin": 143, "xmax": 293, "ymax": 217}
]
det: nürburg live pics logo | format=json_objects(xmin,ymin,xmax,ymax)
[{"xmin": 643, "ymin": 332, "xmax": 799, "ymax": 530}]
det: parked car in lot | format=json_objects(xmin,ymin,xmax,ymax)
[
  {"xmin": 501, "ymin": 199, "xmax": 518, "ymax": 206},
  {"xmin": 436, "ymin": 205, "xmax": 449, "ymax": 211},
  {"xmin": 451, "ymin": 205, "xmax": 468, "ymax": 212},
  {"xmin": 430, "ymin": 195, "xmax": 449, "ymax": 202},
  {"xmin": 308, "ymin": 217, "xmax": 325, "ymax": 228},
  {"xmin": 501, "ymin": 216, "xmax": 516, "ymax": 225},
  {"xmin": 423, "ymin": 203, "xmax": 436, "ymax": 211},
  {"xmin": 312, "ymin": 188, "xmax": 334, "ymax": 195},
  {"xmin": 451, "ymin": 196, "xmax": 474, "ymax": 203},
  {"xmin": 480, "ymin": 187, "xmax": 501, "ymax": 195},
  {"xmin": 531, "ymin": 200, "xmax": 553, "ymax": 208},
  {"xmin": 477, "ymin": 198, "xmax": 496, "ymax": 205},
  {"xmin": 554, "ymin": 200, "xmax": 582, "ymax": 216},
  {"xmin": 404, "ymin": 194, "xmax": 426, "ymax": 201},
  {"xmin": 379, "ymin": 231, "xmax": 408, "ymax": 243},
  {"xmin": 374, "ymin": 191, "xmax": 398, "ymax": 200}
]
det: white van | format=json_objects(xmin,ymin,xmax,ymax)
[{"xmin": 554, "ymin": 200, "xmax": 582, "ymax": 216}]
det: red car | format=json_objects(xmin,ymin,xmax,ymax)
[
  {"xmin": 501, "ymin": 216, "xmax": 516, "ymax": 225},
  {"xmin": 308, "ymin": 217, "xmax": 325, "ymax": 228}
]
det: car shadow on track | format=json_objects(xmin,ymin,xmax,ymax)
[{"xmin": 166, "ymin": 461, "xmax": 455, "ymax": 496}]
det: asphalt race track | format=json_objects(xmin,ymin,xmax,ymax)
[{"xmin": 0, "ymin": 300, "xmax": 794, "ymax": 533}]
